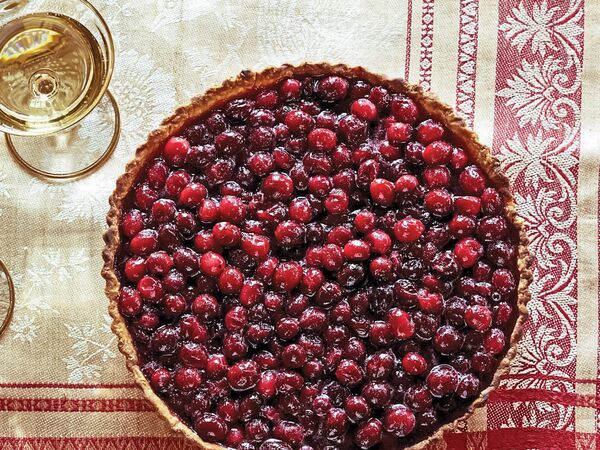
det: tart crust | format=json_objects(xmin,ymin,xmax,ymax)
[{"xmin": 102, "ymin": 63, "xmax": 532, "ymax": 450}]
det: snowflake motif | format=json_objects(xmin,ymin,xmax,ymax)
[
  {"xmin": 499, "ymin": 0, "xmax": 583, "ymax": 57},
  {"xmin": 63, "ymin": 315, "xmax": 117, "ymax": 383},
  {"xmin": 497, "ymin": 56, "xmax": 580, "ymax": 130},
  {"xmin": 0, "ymin": 170, "xmax": 10, "ymax": 200},
  {"xmin": 77, "ymin": 49, "xmax": 176, "ymax": 156},
  {"xmin": 26, "ymin": 249, "xmax": 88, "ymax": 286},
  {"xmin": 9, "ymin": 315, "xmax": 39, "ymax": 344},
  {"xmin": 498, "ymin": 129, "xmax": 578, "ymax": 188}
]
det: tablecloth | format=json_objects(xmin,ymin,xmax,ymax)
[{"xmin": 0, "ymin": 0, "xmax": 596, "ymax": 448}]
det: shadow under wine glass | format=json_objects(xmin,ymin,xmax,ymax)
[
  {"xmin": 0, "ymin": 260, "xmax": 15, "ymax": 341},
  {"xmin": 0, "ymin": 0, "xmax": 120, "ymax": 179}
]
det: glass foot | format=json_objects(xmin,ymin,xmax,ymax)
[
  {"xmin": 5, "ymin": 90, "xmax": 120, "ymax": 179},
  {"xmin": 0, "ymin": 260, "xmax": 15, "ymax": 339}
]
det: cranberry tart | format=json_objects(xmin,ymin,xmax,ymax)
[{"xmin": 103, "ymin": 64, "xmax": 531, "ymax": 450}]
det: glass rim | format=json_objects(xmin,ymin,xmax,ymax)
[{"xmin": 0, "ymin": 0, "xmax": 115, "ymax": 136}]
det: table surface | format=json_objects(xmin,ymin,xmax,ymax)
[{"xmin": 0, "ymin": 0, "xmax": 597, "ymax": 449}]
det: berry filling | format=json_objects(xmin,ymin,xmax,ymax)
[{"xmin": 116, "ymin": 74, "xmax": 520, "ymax": 449}]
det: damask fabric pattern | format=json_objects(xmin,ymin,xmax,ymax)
[{"xmin": 0, "ymin": 0, "xmax": 596, "ymax": 449}]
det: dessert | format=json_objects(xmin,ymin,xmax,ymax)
[{"xmin": 103, "ymin": 64, "xmax": 531, "ymax": 449}]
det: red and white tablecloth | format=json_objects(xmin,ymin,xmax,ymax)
[{"xmin": 0, "ymin": 0, "xmax": 596, "ymax": 448}]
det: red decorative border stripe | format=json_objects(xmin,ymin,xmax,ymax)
[
  {"xmin": 0, "ymin": 398, "xmax": 152, "ymax": 413},
  {"xmin": 455, "ymin": 0, "xmax": 478, "ymax": 126},
  {"xmin": 404, "ymin": 0, "xmax": 413, "ymax": 80},
  {"xmin": 0, "ymin": 437, "xmax": 197, "ymax": 450},
  {"xmin": 418, "ymin": 0, "xmax": 434, "ymax": 90},
  {"xmin": 444, "ymin": 429, "xmax": 583, "ymax": 450},
  {"xmin": 489, "ymin": 389, "xmax": 595, "ymax": 408},
  {"xmin": 0, "ymin": 382, "xmax": 137, "ymax": 389}
]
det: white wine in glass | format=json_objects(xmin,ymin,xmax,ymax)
[{"xmin": 0, "ymin": 0, "xmax": 119, "ymax": 178}]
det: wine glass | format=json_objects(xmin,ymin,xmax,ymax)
[
  {"xmin": 0, "ymin": 260, "xmax": 15, "ymax": 341},
  {"xmin": 0, "ymin": 0, "xmax": 119, "ymax": 179}
]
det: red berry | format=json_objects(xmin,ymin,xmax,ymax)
[{"xmin": 393, "ymin": 218, "xmax": 425, "ymax": 242}]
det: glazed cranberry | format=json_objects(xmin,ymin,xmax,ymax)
[
  {"xmin": 300, "ymin": 307, "xmax": 328, "ymax": 332},
  {"xmin": 335, "ymin": 359, "xmax": 364, "ymax": 386},
  {"xmin": 394, "ymin": 218, "xmax": 425, "ymax": 243},
  {"xmin": 212, "ymin": 222, "xmax": 241, "ymax": 247},
  {"xmin": 323, "ymin": 188, "xmax": 349, "ymax": 214},
  {"xmin": 351, "ymin": 98, "xmax": 378, "ymax": 121},
  {"xmin": 145, "ymin": 159, "xmax": 169, "ymax": 188},
  {"xmin": 174, "ymin": 366, "xmax": 203, "ymax": 391},
  {"xmin": 426, "ymin": 364, "xmax": 459, "ymax": 397},
  {"xmin": 453, "ymin": 196, "xmax": 481, "ymax": 216},
  {"xmin": 456, "ymin": 373, "xmax": 480, "ymax": 399},
  {"xmin": 365, "ymin": 352, "xmax": 395, "ymax": 380},
  {"xmin": 281, "ymin": 343, "xmax": 307, "ymax": 369},
  {"xmin": 149, "ymin": 367, "xmax": 171, "ymax": 391},
  {"xmin": 262, "ymin": 172, "xmax": 294, "ymax": 201},
  {"xmin": 284, "ymin": 110, "xmax": 313, "ymax": 134},
  {"xmin": 320, "ymin": 244, "xmax": 343, "ymax": 271},
  {"xmin": 272, "ymin": 421, "xmax": 304, "ymax": 446},
  {"xmin": 486, "ymin": 241, "xmax": 515, "ymax": 268},
  {"xmin": 448, "ymin": 215, "xmax": 476, "ymax": 239},
  {"xmin": 121, "ymin": 210, "xmax": 145, "ymax": 238},
  {"xmin": 315, "ymin": 76, "xmax": 348, "ymax": 102},
  {"xmin": 369, "ymin": 178, "xmax": 395, "ymax": 207},
  {"xmin": 339, "ymin": 115, "xmax": 368, "ymax": 146},
  {"xmin": 459, "ymin": 165, "xmax": 487, "ymax": 195},
  {"xmin": 272, "ymin": 261, "xmax": 302, "ymax": 292},
  {"xmin": 477, "ymin": 216, "xmax": 508, "ymax": 241},
  {"xmin": 306, "ymin": 127, "xmax": 336, "ymax": 152},
  {"xmin": 354, "ymin": 418, "xmax": 383, "ymax": 449},
  {"xmin": 402, "ymin": 352, "xmax": 427, "ymax": 375},
  {"xmin": 118, "ymin": 287, "xmax": 142, "ymax": 317},
  {"xmin": 163, "ymin": 137, "xmax": 190, "ymax": 167},
  {"xmin": 172, "ymin": 247, "xmax": 200, "ymax": 277},
  {"xmin": 130, "ymin": 229, "xmax": 159, "ymax": 255},
  {"xmin": 424, "ymin": 189, "xmax": 453, "ymax": 216},
  {"xmin": 191, "ymin": 294, "xmax": 219, "ymax": 322},
  {"xmin": 384, "ymin": 404, "xmax": 415, "ymax": 437},
  {"xmin": 481, "ymin": 187, "xmax": 504, "ymax": 215},
  {"xmin": 136, "ymin": 276, "xmax": 163, "ymax": 302},
  {"xmin": 227, "ymin": 360, "xmax": 260, "ymax": 391},
  {"xmin": 274, "ymin": 221, "xmax": 306, "ymax": 248},
  {"xmin": 491, "ymin": 268, "xmax": 516, "ymax": 295},
  {"xmin": 218, "ymin": 195, "xmax": 247, "ymax": 224},
  {"xmin": 454, "ymin": 237, "xmax": 483, "ymax": 268},
  {"xmin": 484, "ymin": 328, "xmax": 506, "ymax": 354},
  {"xmin": 416, "ymin": 119, "xmax": 444, "ymax": 144},
  {"xmin": 472, "ymin": 351, "xmax": 496, "ymax": 374},
  {"xmin": 433, "ymin": 325, "xmax": 464, "ymax": 355},
  {"xmin": 387, "ymin": 308, "xmax": 414, "ymax": 339},
  {"xmin": 423, "ymin": 165, "xmax": 450, "ymax": 188},
  {"xmin": 465, "ymin": 305, "xmax": 492, "ymax": 331},
  {"xmin": 199, "ymin": 251, "xmax": 225, "ymax": 277},
  {"xmin": 390, "ymin": 95, "xmax": 418, "ymax": 124},
  {"xmin": 124, "ymin": 256, "xmax": 147, "ymax": 282},
  {"xmin": 195, "ymin": 413, "xmax": 227, "ymax": 443},
  {"xmin": 451, "ymin": 147, "xmax": 469, "ymax": 171},
  {"xmin": 394, "ymin": 174, "xmax": 418, "ymax": 194},
  {"xmin": 217, "ymin": 267, "xmax": 244, "ymax": 295},
  {"xmin": 165, "ymin": 170, "xmax": 192, "ymax": 198},
  {"xmin": 323, "ymin": 408, "xmax": 348, "ymax": 440},
  {"xmin": 279, "ymin": 78, "xmax": 302, "ymax": 100},
  {"xmin": 386, "ymin": 122, "xmax": 412, "ymax": 144}
]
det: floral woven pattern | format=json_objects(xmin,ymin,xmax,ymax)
[{"xmin": 0, "ymin": 0, "xmax": 596, "ymax": 449}]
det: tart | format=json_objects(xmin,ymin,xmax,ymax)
[{"xmin": 102, "ymin": 63, "xmax": 531, "ymax": 450}]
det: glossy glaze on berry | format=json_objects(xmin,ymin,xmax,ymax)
[{"xmin": 116, "ymin": 74, "xmax": 520, "ymax": 449}]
